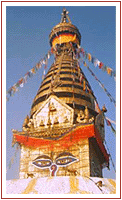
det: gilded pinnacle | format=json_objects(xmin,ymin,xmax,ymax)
[{"xmin": 60, "ymin": 8, "xmax": 71, "ymax": 23}]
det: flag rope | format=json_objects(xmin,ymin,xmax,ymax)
[
  {"xmin": 79, "ymin": 59, "xmax": 116, "ymax": 107},
  {"xmin": 6, "ymin": 50, "xmax": 52, "ymax": 101},
  {"xmin": 77, "ymin": 47, "xmax": 116, "ymax": 80}
]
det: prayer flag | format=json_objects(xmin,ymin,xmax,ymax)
[
  {"xmin": 83, "ymin": 61, "xmax": 87, "ymax": 67},
  {"xmin": 28, "ymin": 71, "xmax": 33, "ymax": 77},
  {"xmin": 107, "ymin": 67, "xmax": 112, "ymax": 76},
  {"xmin": 38, "ymin": 63, "xmax": 42, "ymax": 69},
  {"xmin": 20, "ymin": 83, "xmax": 24, "ymax": 87},
  {"xmin": 24, "ymin": 75, "xmax": 28, "ymax": 83},
  {"xmin": 91, "ymin": 57, "xmax": 95, "ymax": 63},
  {"xmin": 31, "ymin": 68, "xmax": 36, "ymax": 74},
  {"xmin": 81, "ymin": 48, "xmax": 85, "ymax": 57},
  {"xmin": 47, "ymin": 52, "xmax": 51, "ymax": 59},
  {"xmin": 106, "ymin": 119, "xmax": 111, "ymax": 126},
  {"xmin": 99, "ymin": 62, "xmax": 104, "ymax": 69},
  {"xmin": 94, "ymin": 59, "xmax": 100, "ymax": 67},
  {"xmin": 43, "ymin": 70, "xmax": 46, "ymax": 75},
  {"xmin": 102, "ymin": 66, "xmax": 106, "ymax": 72},
  {"xmin": 88, "ymin": 53, "xmax": 92, "ymax": 62}
]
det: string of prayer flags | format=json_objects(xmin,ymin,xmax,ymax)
[
  {"xmin": 80, "ymin": 48, "xmax": 85, "ymax": 57},
  {"xmin": 78, "ymin": 47, "xmax": 116, "ymax": 80},
  {"xmin": 6, "ymin": 50, "xmax": 52, "ymax": 101},
  {"xmin": 80, "ymin": 59, "xmax": 116, "ymax": 106},
  {"xmin": 105, "ymin": 118, "xmax": 116, "ymax": 135},
  {"xmin": 106, "ymin": 117, "xmax": 116, "ymax": 125}
]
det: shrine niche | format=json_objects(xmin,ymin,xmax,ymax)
[{"xmin": 33, "ymin": 95, "xmax": 74, "ymax": 128}]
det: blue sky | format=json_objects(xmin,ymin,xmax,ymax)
[{"xmin": 6, "ymin": 6, "xmax": 116, "ymax": 180}]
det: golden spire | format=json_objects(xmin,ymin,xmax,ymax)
[
  {"xmin": 49, "ymin": 8, "xmax": 81, "ymax": 47},
  {"xmin": 60, "ymin": 8, "xmax": 71, "ymax": 23}
]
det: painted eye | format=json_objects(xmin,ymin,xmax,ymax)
[
  {"xmin": 32, "ymin": 155, "xmax": 52, "ymax": 169},
  {"xmin": 33, "ymin": 159, "xmax": 52, "ymax": 168},
  {"xmin": 56, "ymin": 156, "xmax": 77, "ymax": 166}
]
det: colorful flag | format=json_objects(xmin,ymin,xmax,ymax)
[
  {"xmin": 99, "ymin": 62, "xmax": 104, "ymax": 69},
  {"xmin": 91, "ymin": 57, "xmax": 95, "ymax": 63},
  {"xmin": 81, "ymin": 48, "xmax": 85, "ymax": 57},
  {"xmin": 106, "ymin": 119, "xmax": 111, "ymax": 126},
  {"xmin": 107, "ymin": 67, "xmax": 112, "ymax": 76},
  {"xmin": 88, "ymin": 53, "xmax": 92, "ymax": 62},
  {"xmin": 31, "ymin": 67, "xmax": 36, "ymax": 74},
  {"xmin": 94, "ymin": 59, "xmax": 100, "ymax": 67},
  {"xmin": 83, "ymin": 61, "xmax": 87, "ymax": 67}
]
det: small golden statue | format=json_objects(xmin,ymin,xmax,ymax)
[
  {"xmin": 84, "ymin": 106, "xmax": 89, "ymax": 121},
  {"xmin": 76, "ymin": 106, "xmax": 94, "ymax": 124},
  {"xmin": 49, "ymin": 102, "xmax": 56, "ymax": 112},
  {"xmin": 39, "ymin": 120, "xmax": 45, "ymax": 127},
  {"xmin": 54, "ymin": 116, "xmax": 59, "ymax": 124},
  {"xmin": 47, "ymin": 117, "xmax": 52, "ymax": 125},
  {"xmin": 22, "ymin": 115, "xmax": 29, "ymax": 131},
  {"xmin": 63, "ymin": 116, "xmax": 69, "ymax": 123},
  {"xmin": 28, "ymin": 119, "xmax": 34, "ymax": 131}
]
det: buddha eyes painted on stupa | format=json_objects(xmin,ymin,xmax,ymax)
[{"xmin": 32, "ymin": 152, "xmax": 78, "ymax": 175}]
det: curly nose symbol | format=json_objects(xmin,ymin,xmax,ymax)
[{"xmin": 50, "ymin": 164, "xmax": 57, "ymax": 176}]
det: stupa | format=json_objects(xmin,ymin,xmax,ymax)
[{"xmin": 8, "ymin": 9, "xmax": 116, "ymax": 194}]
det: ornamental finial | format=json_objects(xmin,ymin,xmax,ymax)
[{"xmin": 60, "ymin": 8, "xmax": 71, "ymax": 23}]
